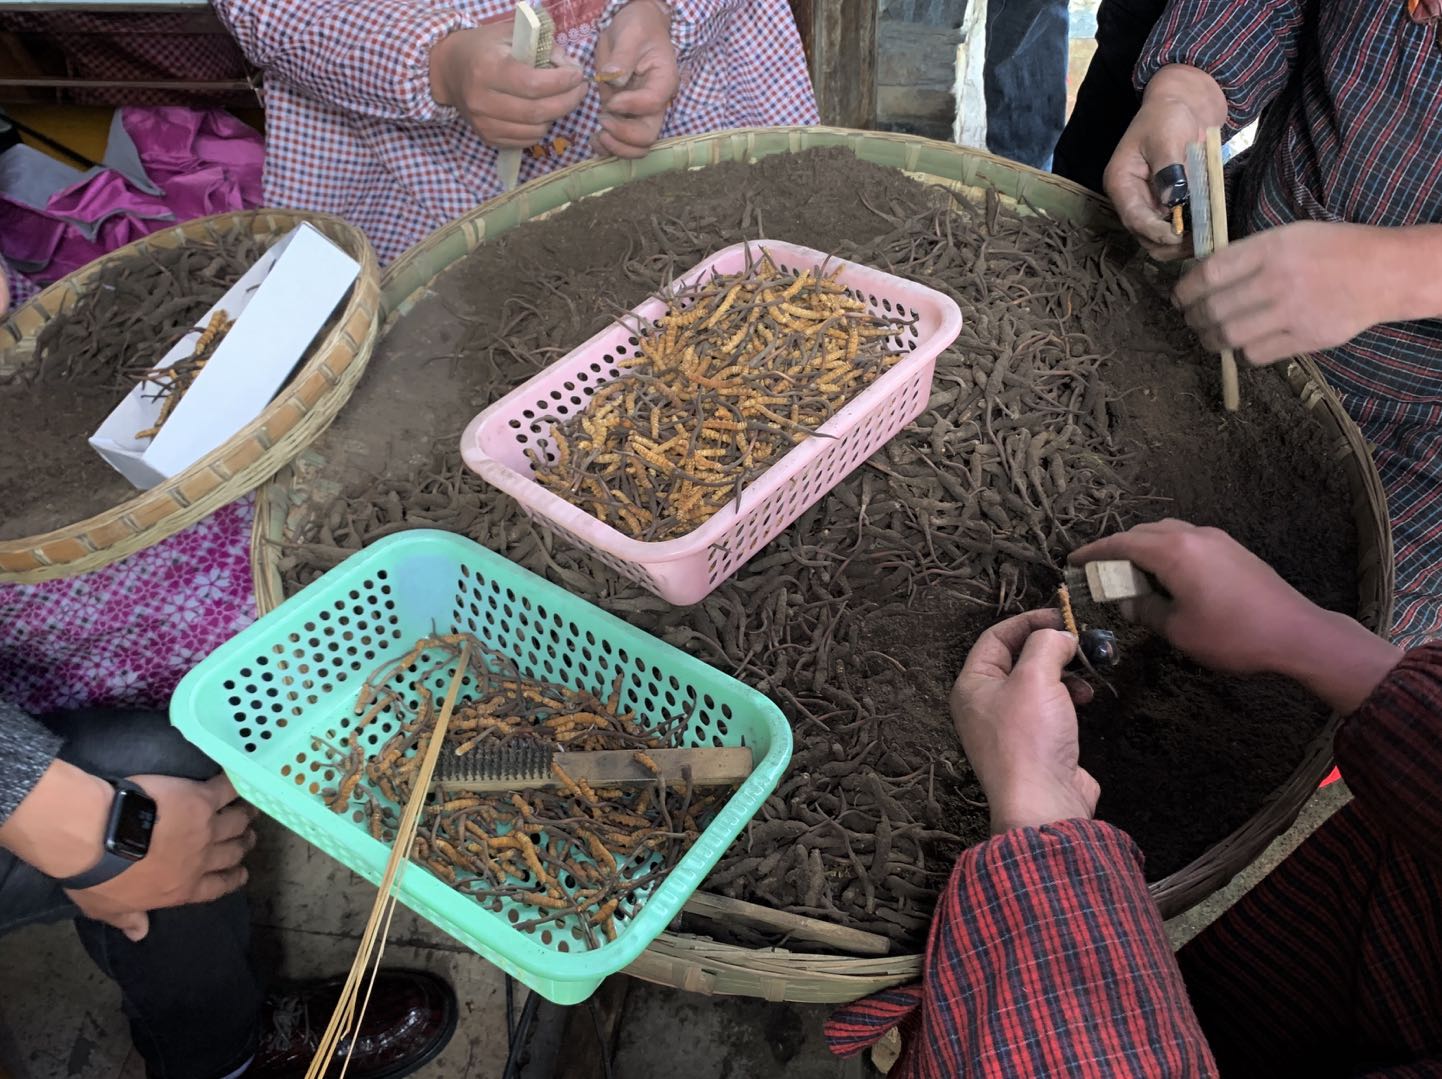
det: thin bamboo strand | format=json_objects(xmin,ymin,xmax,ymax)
[{"xmin": 305, "ymin": 644, "xmax": 471, "ymax": 1078}]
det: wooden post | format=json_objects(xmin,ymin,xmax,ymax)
[{"xmin": 797, "ymin": 0, "xmax": 878, "ymax": 129}]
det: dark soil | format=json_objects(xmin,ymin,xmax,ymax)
[
  {"xmin": 0, "ymin": 382, "xmax": 138, "ymax": 539},
  {"xmin": 275, "ymin": 148, "xmax": 1357, "ymax": 947},
  {"xmin": 0, "ymin": 233, "xmax": 270, "ymax": 541}
]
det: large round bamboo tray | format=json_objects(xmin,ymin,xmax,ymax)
[
  {"xmin": 250, "ymin": 127, "xmax": 1394, "ymax": 1003},
  {"xmin": 0, "ymin": 210, "xmax": 380, "ymax": 583}
]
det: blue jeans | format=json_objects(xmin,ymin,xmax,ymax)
[
  {"xmin": 0, "ymin": 710, "xmax": 262, "ymax": 1079},
  {"xmin": 985, "ymin": 0, "xmax": 1070, "ymax": 170}
]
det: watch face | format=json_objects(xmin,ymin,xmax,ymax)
[{"xmin": 108, "ymin": 789, "xmax": 158, "ymax": 862}]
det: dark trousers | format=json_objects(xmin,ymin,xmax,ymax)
[
  {"xmin": 984, "ymin": 0, "xmax": 1070, "ymax": 170},
  {"xmin": 1051, "ymin": 0, "xmax": 1171, "ymax": 192},
  {"xmin": 0, "ymin": 710, "xmax": 263, "ymax": 1079}
]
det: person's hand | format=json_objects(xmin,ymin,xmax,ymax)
[
  {"xmin": 1071, "ymin": 521, "xmax": 1403, "ymax": 713},
  {"xmin": 950, "ymin": 609, "xmax": 1099, "ymax": 833},
  {"xmin": 1104, "ymin": 64, "xmax": 1227, "ymax": 260},
  {"xmin": 65, "ymin": 774, "xmax": 256, "ymax": 942},
  {"xmin": 1173, "ymin": 221, "xmax": 1406, "ymax": 366},
  {"xmin": 429, "ymin": 22, "xmax": 588, "ymax": 149},
  {"xmin": 0, "ymin": 270, "xmax": 9, "ymax": 317},
  {"xmin": 592, "ymin": 0, "xmax": 679, "ymax": 159},
  {"xmin": 1071, "ymin": 520, "xmax": 1312, "ymax": 675}
]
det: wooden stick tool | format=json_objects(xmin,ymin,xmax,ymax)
[{"xmin": 1185, "ymin": 126, "xmax": 1240, "ymax": 412}]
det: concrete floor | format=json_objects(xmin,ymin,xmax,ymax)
[
  {"xmin": 0, "ymin": 814, "xmax": 515, "ymax": 1079},
  {"xmin": 0, "ymin": 780, "xmax": 1352, "ymax": 1078}
]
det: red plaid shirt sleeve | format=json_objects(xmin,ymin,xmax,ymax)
[
  {"xmin": 1135, "ymin": 0, "xmax": 1308, "ymax": 134},
  {"xmin": 212, "ymin": 0, "xmax": 469, "ymax": 123},
  {"xmin": 1336, "ymin": 643, "xmax": 1442, "ymax": 866},
  {"xmin": 826, "ymin": 820, "xmax": 1218, "ymax": 1078}
]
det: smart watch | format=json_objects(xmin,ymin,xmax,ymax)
[{"xmin": 57, "ymin": 779, "xmax": 158, "ymax": 890}]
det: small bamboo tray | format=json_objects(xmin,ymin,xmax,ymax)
[
  {"xmin": 251, "ymin": 127, "xmax": 1394, "ymax": 1003},
  {"xmin": 0, "ymin": 209, "xmax": 380, "ymax": 583}
]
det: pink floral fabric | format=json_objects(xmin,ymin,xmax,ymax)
[{"xmin": 0, "ymin": 497, "xmax": 257, "ymax": 714}]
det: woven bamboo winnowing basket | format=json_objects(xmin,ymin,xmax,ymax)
[
  {"xmin": 250, "ymin": 127, "xmax": 1394, "ymax": 1003},
  {"xmin": 0, "ymin": 209, "xmax": 381, "ymax": 583}
]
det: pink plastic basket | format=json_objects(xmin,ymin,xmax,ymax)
[{"xmin": 461, "ymin": 241, "xmax": 963, "ymax": 605}]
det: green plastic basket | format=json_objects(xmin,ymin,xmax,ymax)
[{"xmin": 171, "ymin": 529, "xmax": 792, "ymax": 1003}]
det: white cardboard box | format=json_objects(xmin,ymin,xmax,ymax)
[{"xmin": 89, "ymin": 223, "xmax": 360, "ymax": 489}]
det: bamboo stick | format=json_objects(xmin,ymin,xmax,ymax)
[
  {"xmin": 306, "ymin": 644, "xmax": 471, "ymax": 1079},
  {"xmin": 1204, "ymin": 127, "xmax": 1240, "ymax": 412}
]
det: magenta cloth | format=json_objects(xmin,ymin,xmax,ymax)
[
  {"xmin": 0, "ymin": 497, "xmax": 258, "ymax": 714},
  {"xmin": 0, "ymin": 107, "xmax": 263, "ymax": 284}
]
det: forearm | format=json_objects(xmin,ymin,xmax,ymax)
[
  {"xmin": 1377, "ymin": 225, "xmax": 1442, "ymax": 324},
  {"xmin": 0, "ymin": 700, "xmax": 64, "ymax": 824},
  {"xmin": 213, "ymin": 0, "xmax": 468, "ymax": 123},
  {"xmin": 1271, "ymin": 607, "xmax": 1404, "ymax": 717},
  {"xmin": 1142, "ymin": 64, "xmax": 1228, "ymax": 130},
  {"xmin": 604, "ymin": 0, "xmax": 740, "ymax": 63},
  {"xmin": 0, "ymin": 758, "xmax": 110, "ymax": 879}
]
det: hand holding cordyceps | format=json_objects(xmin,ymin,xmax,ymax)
[
  {"xmin": 950, "ymin": 609, "xmax": 1099, "ymax": 834},
  {"xmin": 593, "ymin": 0, "xmax": 680, "ymax": 158},
  {"xmin": 1104, "ymin": 64, "xmax": 1226, "ymax": 260},
  {"xmin": 429, "ymin": 21, "xmax": 588, "ymax": 149}
]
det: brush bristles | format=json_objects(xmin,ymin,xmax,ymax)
[
  {"xmin": 1062, "ymin": 566, "xmax": 1088, "ymax": 594},
  {"xmin": 438, "ymin": 742, "xmax": 554, "ymax": 784},
  {"xmin": 534, "ymin": 8, "xmax": 555, "ymax": 65}
]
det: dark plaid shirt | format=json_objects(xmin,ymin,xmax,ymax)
[
  {"xmin": 825, "ymin": 643, "xmax": 1442, "ymax": 1077},
  {"xmin": 1134, "ymin": 0, "xmax": 1442, "ymax": 424}
]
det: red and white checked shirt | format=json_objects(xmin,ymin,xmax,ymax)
[{"xmin": 212, "ymin": 0, "xmax": 818, "ymax": 263}]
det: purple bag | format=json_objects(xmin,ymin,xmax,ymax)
[{"xmin": 0, "ymin": 106, "xmax": 263, "ymax": 286}]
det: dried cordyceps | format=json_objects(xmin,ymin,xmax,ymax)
[
  {"xmin": 13, "ymin": 234, "xmax": 268, "ymax": 389},
  {"xmin": 128, "ymin": 309, "xmax": 234, "ymax": 439},
  {"xmin": 313, "ymin": 633, "xmax": 722, "ymax": 950},
  {"xmin": 529, "ymin": 252, "xmax": 910, "ymax": 541},
  {"xmin": 281, "ymin": 151, "xmax": 1355, "ymax": 947}
]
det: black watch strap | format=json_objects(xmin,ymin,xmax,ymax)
[{"xmin": 57, "ymin": 780, "xmax": 152, "ymax": 891}]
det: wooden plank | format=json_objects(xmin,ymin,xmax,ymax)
[
  {"xmin": 682, "ymin": 891, "xmax": 893, "ymax": 957},
  {"xmin": 809, "ymin": 0, "xmax": 877, "ymax": 129}
]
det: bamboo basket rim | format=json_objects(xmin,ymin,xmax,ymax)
[
  {"xmin": 249, "ymin": 126, "xmax": 1394, "ymax": 1003},
  {"xmin": 0, "ymin": 209, "xmax": 381, "ymax": 584}
]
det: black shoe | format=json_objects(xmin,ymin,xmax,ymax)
[{"xmin": 249, "ymin": 968, "xmax": 458, "ymax": 1078}]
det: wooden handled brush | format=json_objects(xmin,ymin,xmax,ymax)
[
  {"xmin": 1063, "ymin": 560, "xmax": 1157, "ymax": 604},
  {"xmin": 434, "ymin": 743, "xmax": 754, "ymax": 792},
  {"xmin": 496, "ymin": 1, "xmax": 556, "ymax": 192}
]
